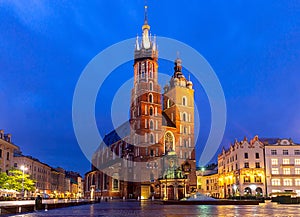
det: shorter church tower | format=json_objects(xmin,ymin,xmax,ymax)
[{"xmin": 163, "ymin": 57, "xmax": 195, "ymax": 165}]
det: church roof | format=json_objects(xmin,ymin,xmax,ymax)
[
  {"xmin": 101, "ymin": 121, "xmax": 130, "ymax": 147},
  {"xmin": 162, "ymin": 112, "xmax": 176, "ymax": 128}
]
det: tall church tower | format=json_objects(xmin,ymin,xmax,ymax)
[{"xmin": 130, "ymin": 6, "xmax": 162, "ymax": 160}]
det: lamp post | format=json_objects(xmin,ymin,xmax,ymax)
[{"xmin": 20, "ymin": 165, "xmax": 28, "ymax": 198}]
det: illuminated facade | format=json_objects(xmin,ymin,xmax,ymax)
[
  {"xmin": 196, "ymin": 166, "xmax": 220, "ymax": 198},
  {"xmin": 13, "ymin": 155, "xmax": 52, "ymax": 196},
  {"xmin": 218, "ymin": 136, "xmax": 265, "ymax": 198},
  {"xmin": 0, "ymin": 130, "xmax": 20, "ymax": 173},
  {"xmin": 264, "ymin": 139, "xmax": 300, "ymax": 197},
  {"xmin": 85, "ymin": 6, "xmax": 197, "ymax": 200}
]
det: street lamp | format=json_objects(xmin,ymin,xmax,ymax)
[{"xmin": 20, "ymin": 165, "xmax": 28, "ymax": 198}]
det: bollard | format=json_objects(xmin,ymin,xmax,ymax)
[
  {"xmin": 123, "ymin": 196, "xmax": 125, "ymax": 201},
  {"xmin": 18, "ymin": 206, "xmax": 21, "ymax": 213},
  {"xmin": 45, "ymin": 204, "xmax": 48, "ymax": 211},
  {"xmin": 152, "ymin": 196, "xmax": 154, "ymax": 201},
  {"xmin": 137, "ymin": 196, "xmax": 140, "ymax": 201}
]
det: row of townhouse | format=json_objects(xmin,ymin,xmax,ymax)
[
  {"xmin": 197, "ymin": 136, "xmax": 300, "ymax": 198},
  {"xmin": 0, "ymin": 130, "xmax": 83, "ymax": 198}
]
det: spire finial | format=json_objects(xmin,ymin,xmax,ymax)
[
  {"xmin": 142, "ymin": 4, "xmax": 150, "ymax": 30},
  {"xmin": 176, "ymin": 51, "xmax": 180, "ymax": 59},
  {"xmin": 144, "ymin": 4, "xmax": 148, "ymax": 25}
]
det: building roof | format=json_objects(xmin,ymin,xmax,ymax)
[
  {"xmin": 14, "ymin": 154, "xmax": 52, "ymax": 169},
  {"xmin": 98, "ymin": 121, "xmax": 130, "ymax": 149},
  {"xmin": 162, "ymin": 112, "xmax": 176, "ymax": 128}
]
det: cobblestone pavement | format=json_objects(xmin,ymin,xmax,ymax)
[{"xmin": 10, "ymin": 200, "xmax": 300, "ymax": 217}]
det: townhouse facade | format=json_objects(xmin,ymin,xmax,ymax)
[{"xmin": 264, "ymin": 138, "xmax": 300, "ymax": 197}]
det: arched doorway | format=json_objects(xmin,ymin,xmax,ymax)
[
  {"xmin": 244, "ymin": 187, "xmax": 252, "ymax": 196},
  {"xmin": 178, "ymin": 185, "xmax": 184, "ymax": 199},
  {"xmin": 256, "ymin": 187, "xmax": 263, "ymax": 197}
]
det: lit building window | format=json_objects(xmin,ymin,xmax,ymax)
[
  {"xmin": 272, "ymin": 168, "xmax": 279, "ymax": 174},
  {"xmin": 295, "ymin": 168, "xmax": 300, "ymax": 175},
  {"xmin": 113, "ymin": 179, "xmax": 119, "ymax": 190},
  {"xmin": 244, "ymin": 162, "xmax": 249, "ymax": 168},
  {"xmin": 283, "ymin": 159, "xmax": 290, "ymax": 165},
  {"xmin": 244, "ymin": 176, "xmax": 250, "ymax": 183},
  {"xmin": 283, "ymin": 150, "xmax": 289, "ymax": 155},
  {"xmin": 271, "ymin": 179, "xmax": 280, "ymax": 186},
  {"xmin": 271, "ymin": 150, "xmax": 277, "ymax": 155},
  {"xmin": 283, "ymin": 179, "xmax": 292, "ymax": 186},
  {"xmin": 255, "ymin": 176, "xmax": 262, "ymax": 183},
  {"xmin": 295, "ymin": 179, "xmax": 300, "ymax": 186},
  {"xmin": 283, "ymin": 168, "xmax": 290, "ymax": 175},
  {"xmin": 271, "ymin": 159, "xmax": 278, "ymax": 165},
  {"xmin": 255, "ymin": 162, "xmax": 260, "ymax": 168},
  {"xmin": 295, "ymin": 159, "xmax": 300, "ymax": 165}
]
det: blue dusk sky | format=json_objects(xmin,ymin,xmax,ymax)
[{"xmin": 1, "ymin": 1, "xmax": 300, "ymax": 175}]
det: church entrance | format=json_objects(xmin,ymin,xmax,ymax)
[
  {"xmin": 178, "ymin": 186, "xmax": 184, "ymax": 199},
  {"xmin": 167, "ymin": 186, "xmax": 174, "ymax": 200}
]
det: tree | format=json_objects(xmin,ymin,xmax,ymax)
[{"xmin": 0, "ymin": 169, "xmax": 35, "ymax": 192}]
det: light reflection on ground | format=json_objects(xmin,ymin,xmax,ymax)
[{"xmin": 10, "ymin": 201, "xmax": 300, "ymax": 217}]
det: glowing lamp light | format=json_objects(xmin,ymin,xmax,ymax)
[{"xmin": 250, "ymin": 184, "xmax": 256, "ymax": 190}]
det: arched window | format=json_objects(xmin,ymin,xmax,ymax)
[
  {"xmin": 149, "ymin": 106, "xmax": 153, "ymax": 116},
  {"xmin": 149, "ymin": 120, "xmax": 154, "ymax": 130},
  {"xmin": 183, "ymin": 112, "xmax": 187, "ymax": 122},
  {"xmin": 149, "ymin": 93, "xmax": 153, "ymax": 103},
  {"xmin": 164, "ymin": 132, "xmax": 174, "ymax": 153},
  {"xmin": 150, "ymin": 134, "xmax": 154, "ymax": 144},
  {"xmin": 149, "ymin": 82, "xmax": 153, "ymax": 91},
  {"xmin": 182, "ymin": 96, "xmax": 187, "ymax": 106}
]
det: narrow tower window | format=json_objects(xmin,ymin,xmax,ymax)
[
  {"xmin": 150, "ymin": 134, "xmax": 154, "ymax": 144},
  {"xmin": 149, "ymin": 93, "xmax": 153, "ymax": 103},
  {"xmin": 149, "ymin": 120, "xmax": 154, "ymax": 130},
  {"xmin": 149, "ymin": 82, "xmax": 153, "ymax": 91},
  {"xmin": 183, "ymin": 112, "xmax": 187, "ymax": 122},
  {"xmin": 182, "ymin": 96, "xmax": 187, "ymax": 106},
  {"xmin": 149, "ymin": 106, "xmax": 153, "ymax": 116}
]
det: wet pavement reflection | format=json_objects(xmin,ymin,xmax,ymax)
[{"xmin": 11, "ymin": 200, "xmax": 300, "ymax": 217}]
